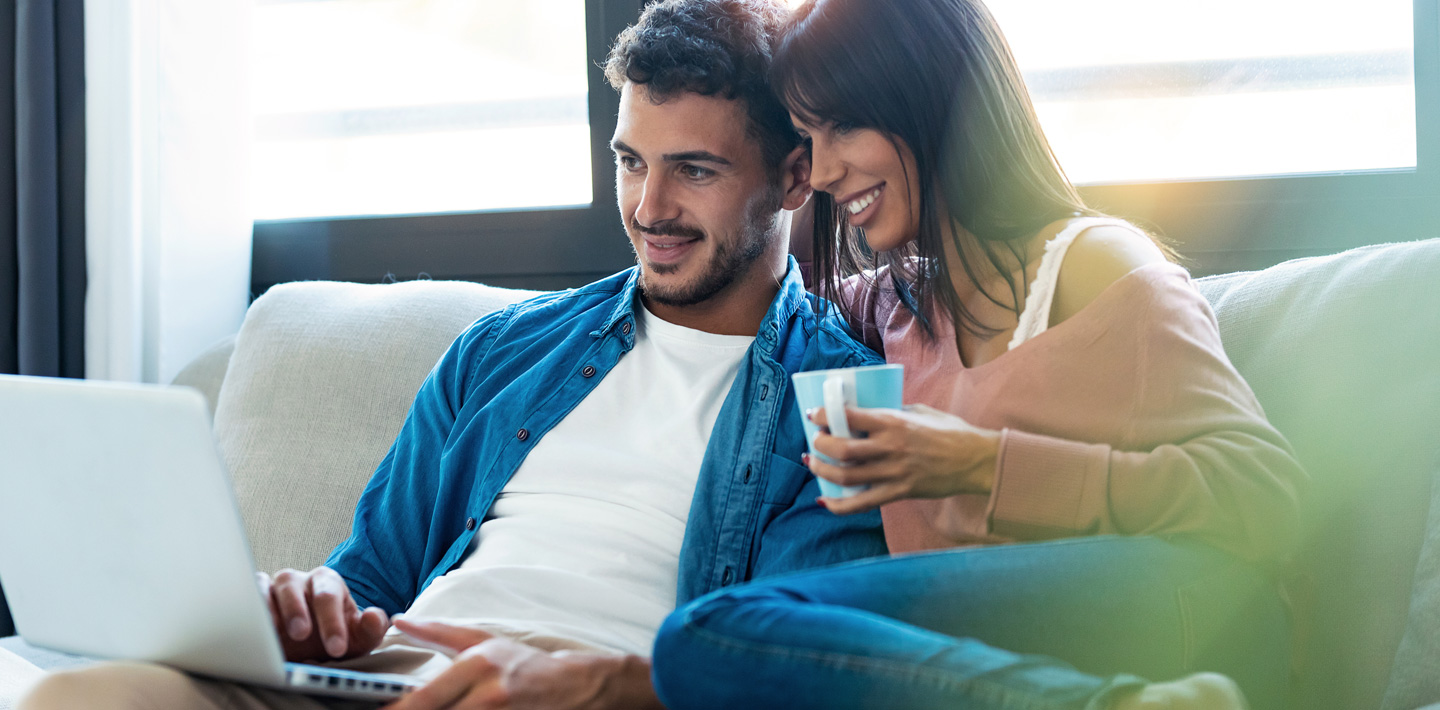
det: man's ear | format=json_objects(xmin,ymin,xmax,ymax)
[{"xmin": 778, "ymin": 143, "xmax": 813, "ymax": 211}]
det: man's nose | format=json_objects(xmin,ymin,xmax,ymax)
[{"xmin": 633, "ymin": 173, "xmax": 680, "ymax": 227}]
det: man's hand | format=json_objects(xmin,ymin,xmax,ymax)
[
  {"xmin": 386, "ymin": 617, "xmax": 663, "ymax": 710},
  {"xmin": 257, "ymin": 566, "xmax": 390, "ymax": 662}
]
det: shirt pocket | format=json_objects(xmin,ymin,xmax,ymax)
[{"xmin": 763, "ymin": 452, "xmax": 815, "ymax": 506}]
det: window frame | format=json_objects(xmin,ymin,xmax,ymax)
[{"xmin": 251, "ymin": 0, "xmax": 1439, "ymax": 292}]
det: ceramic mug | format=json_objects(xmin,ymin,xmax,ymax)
[{"xmin": 791, "ymin": 363, "xmax": 904, "ymax": 498}]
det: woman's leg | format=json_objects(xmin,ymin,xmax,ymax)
[{"xmin": 653, "ymin": 536, "xmax": 1289, "ymax": 710}]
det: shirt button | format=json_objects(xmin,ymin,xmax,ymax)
[
  {"xmin": 582, "ymin": 365, "xmax": 597, "ymax": 378},
  {"xmin": 465, "ymin": 517, "xmax": 476, "ymax": 531},
  {"xmin": 721, "ymin": 567, "xmax": 734, "ymax": 585},
  {"xmin": 517, "ymin": 428, "xmax": 530, "ymax": 441},
  {"xmin": 622, "ymin": 322, "xmax": 632, "ymax": 335}
]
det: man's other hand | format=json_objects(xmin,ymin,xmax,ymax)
[
  {"xmin": 385, "ymin": 617, "xmax": 664, "ymax": 710},
  {"xmin": 257, "ymin": 566, "xmax": 390, "ymax": 662}
]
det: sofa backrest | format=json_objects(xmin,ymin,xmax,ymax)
[
  {"xmin": 1195, "ymin": 239, "xmax": 1440, "ymax": 710},
  {"xmin": 202, "ymin": 242, "xmax": 1440, "ymax": 710},
  {"xmin": 211, "ymin": 280, "xmax": 536, "ymax": 575}
]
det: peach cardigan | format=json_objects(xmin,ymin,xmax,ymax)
[{"xmin": 844, "ymin": 226, "xmax": 1305, "ymax": 561}]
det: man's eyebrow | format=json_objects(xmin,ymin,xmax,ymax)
[
  {"xmin": 662, "ymin": 150, "xmax": 733, "ymax": 166},
  {"xmin": 609, "ymin": 141, "xmax": 733, "ymax": 167}
]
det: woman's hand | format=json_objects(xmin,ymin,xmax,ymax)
[{"xmin": 806, "ymin": 404, "xmax": 1000, "ymax": 515}]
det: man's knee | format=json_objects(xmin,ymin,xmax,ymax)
[{"xmin": 18, "ymin": 662, "xmax": 196, "ymax": 710}]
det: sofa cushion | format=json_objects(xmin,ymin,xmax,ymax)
[
  {"xmin": 1195, "ymin": 239, "xmax": 1440, "ymax": 710},
  {"xmin": 213, "ymin": 280, "xmax": 536, "ymax": 576}
]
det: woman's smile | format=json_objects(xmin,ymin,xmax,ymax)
[{"xmin": 840, "ymin": 183, "xmax": 885, "ymax": 226}]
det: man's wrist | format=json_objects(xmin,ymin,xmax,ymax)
[{"xmin": 588, "ymin": 654, "xmax": 664, "ymax": 710}]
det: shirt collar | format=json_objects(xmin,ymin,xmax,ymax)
[{"xmin": 593, "ymin": 257, "xmax": 808, "ymax": 352}]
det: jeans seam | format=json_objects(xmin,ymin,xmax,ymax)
[
  {"xmin": 680, "ymin": 606, "xmax": 1086, "ymax": 710},
  {"xmin": 1176, "ymin": 585, "xmax": 1196, "ymax": 671}
]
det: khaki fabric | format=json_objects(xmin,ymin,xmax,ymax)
[{"xmin": 15, "ymin": 631, "xmax": 612, "ymax": 710}]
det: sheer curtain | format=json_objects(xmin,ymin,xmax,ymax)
[{"xmin": 85, "ymin": 0, "xmax": 251, "ymax": 385}]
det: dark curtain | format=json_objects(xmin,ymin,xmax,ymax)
[{"xmin": 0, "ymin": 0, "xmax": 86, "ymax": 638}]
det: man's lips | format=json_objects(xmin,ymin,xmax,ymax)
[{"xmin": 642, "ymin": 235, "xmax": 700, "ymax": 264}]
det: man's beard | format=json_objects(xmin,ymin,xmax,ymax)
[{"xmin": 634, "ymin": 186, "xmax": 784, "ymax": 308}]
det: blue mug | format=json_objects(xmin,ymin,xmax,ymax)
[{"xmin": 791, "ymin": 364, "xmax": 904, "ymax": 498}]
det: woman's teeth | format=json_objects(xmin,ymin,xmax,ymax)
[{"xmin": 847, "ymin": 187, "xmax": 882, "ymax": 215}]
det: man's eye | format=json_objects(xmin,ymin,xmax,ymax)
[
  {"xmin": 616, "ymin": 156, "xmax": 641, "ymax": 170},
  {"xmin": 680, "ymin": 164, "xmax": 714, "ymax": 180}
]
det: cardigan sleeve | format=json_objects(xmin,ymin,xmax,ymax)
[{"xmin": 986, "ymin": 272, "xmax": 1307, "ymax": 563}]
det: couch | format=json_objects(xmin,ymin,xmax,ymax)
[{"xmin": 2, "ymin": 240, "xmax": 1438, "ymax": 710}]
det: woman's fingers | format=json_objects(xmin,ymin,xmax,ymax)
[
  {"xmin": 806, "ymin": 453, "xmax": 899, "ymax": 487},
  {"xmin": 809, "ymin": 430, "xmax": 890, "ymax": 463},
  {"xmin": 807, "ymin": 405, "xmax": 901, "ymax": 435},
  {"xmin": 819, "ymin": 481, "xmax": 910, "ymax": 515}
]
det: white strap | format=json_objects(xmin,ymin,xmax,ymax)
[{"xmin": 1006, "ymin": 217, "xmax": 1139, "ymax": 351}]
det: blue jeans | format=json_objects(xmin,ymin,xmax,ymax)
[{"xmin": 652, "ymin": 536, "xmax": 1289, "ymax": 710}]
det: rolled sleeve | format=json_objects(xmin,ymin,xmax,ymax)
[{"xmin": 989, "ymin": 428, "xmax": 1113, "ymax": 538}]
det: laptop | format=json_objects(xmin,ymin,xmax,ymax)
[{"xmin": 0, "ymin": 375, "xmax": 420, "ymax": 701}]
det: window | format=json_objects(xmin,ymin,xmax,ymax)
[
  {"xmin": 252, "ymin": 0, "xmax": 1439, "ymax": 290},
  {"xmin": 251, "ymin": 0, "xmax": 647, "ymax": 293},
  {"xmin": 988, "ymin": 0, "xmax": 1417, "ymax": 184},
  {"xmin": 252, "ymin": 0, "xmax": 593, "ymax": 220}
]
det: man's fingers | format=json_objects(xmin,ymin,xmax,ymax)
[
  {"xmin": 271, "ymin": 569, "xmax": 312, "ymax": 641},
  {"xmin": 387, "ymin": 652, "xmax": 502, "ymax": 710},
  {"xmin": 256, "ymin": 572, "xmax": 281, "ymax": 627},
  {"xmin": 820, "ymin": 481, "xmax": 909, "ymax": 515},
  {"xmin": 308, "ymin": 568, "xmax": 352, "ymax": 658},
  {"xmin": 350, "ymin": 607, "xmax": 391, "ymax": 656},
  {"xmin": 393, "ymin": 617, "xmax": 497, "ymax": 654}
]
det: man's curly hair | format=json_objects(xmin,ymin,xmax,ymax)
[{"xmin": 605, "ymin": 0, "xmax": 801, "ymax": 175}]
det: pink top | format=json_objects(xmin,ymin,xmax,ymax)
[{"xmin": 845, "ymin": 260, "xmax": 1306, "ymax": 562}]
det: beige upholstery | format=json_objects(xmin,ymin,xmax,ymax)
[
  {"xmin": 212, "ymin": 280, "xmax": 536, "ymax": 575},
  {"xmin": 170, "ymin": 336, "xmax": 235, "ymax": 418}
]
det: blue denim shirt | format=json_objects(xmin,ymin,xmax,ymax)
[{"xmin": 327, "ymin": 258, "xmax": 887, "ymax": 614}]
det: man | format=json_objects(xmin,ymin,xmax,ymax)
[{"xmin": 19, "ymin": 1, "xmax": 885, "ymax": 708}]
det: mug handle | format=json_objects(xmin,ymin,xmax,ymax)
[{"xmin": 822, "ymin": 375, "xmax": 852, "ymax": 438}]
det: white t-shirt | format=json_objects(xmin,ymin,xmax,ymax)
[{"xmin": 401, "ymin": 301, "xmax": 754, "ymax": 655}]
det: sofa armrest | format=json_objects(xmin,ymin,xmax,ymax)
[{"xmin": 169, "ymin": 336, "xmax": 236, "ymax": 418}]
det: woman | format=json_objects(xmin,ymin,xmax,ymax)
[{"xmin": 650, "ymin": 1, "xmax": 1307, "ymax": 709}]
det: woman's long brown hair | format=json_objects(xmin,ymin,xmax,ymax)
[{"xmin": 774, "ymin": 0, "xmax": 1131, "ymax": 339}]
